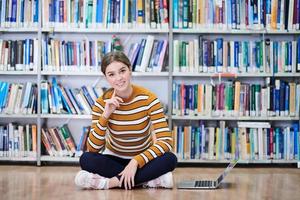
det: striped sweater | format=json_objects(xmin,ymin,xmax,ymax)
[{"xmin": 87, "ymin": 84, "xmax": 173, "ymax": 168}]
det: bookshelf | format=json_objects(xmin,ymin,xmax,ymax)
[{"xmin": 0, "ymin": 1, "xmax": 299, "ymax": 167}]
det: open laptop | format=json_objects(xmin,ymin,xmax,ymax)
[{"xmin": 177, "ymin": 159, "xmax": 239, "ymax": 189}]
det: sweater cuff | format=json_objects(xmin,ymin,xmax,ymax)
[
  {"xmin": 98, "ymin": 115, "xmax": 109, "ymax": 127},
  {"xmin": 134, "ymin": 154, "xmax": 146, "ymax": 168}
]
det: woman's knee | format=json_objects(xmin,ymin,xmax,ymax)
[
  {"xmin": 164, "ymin": 152, "xmax": 178, "ymax": 171},
  {"xmin": 79, "ymin": 152, "xmax": 92, "ymax": 169}
]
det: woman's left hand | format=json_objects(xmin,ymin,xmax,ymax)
[{"xmin": 119, "ymin": 159, "xmax": 138, "ymax": 190}]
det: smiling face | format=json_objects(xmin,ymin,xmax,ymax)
[{"xmin": 105, "ymin": 61, "xmax": 132, "ymax": 96}]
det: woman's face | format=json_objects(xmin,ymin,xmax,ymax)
[{"xmin": 105, "ymin": 61, "xmax": 132, "ymax": 93}]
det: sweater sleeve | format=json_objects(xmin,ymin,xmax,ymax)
[
  {"xmin": 86, "ymin": 98, "xmax": 108, "ymax": 152},
  {"xmin": 133, "ymin": 95, "xmax": 173, "ymax": 168}
]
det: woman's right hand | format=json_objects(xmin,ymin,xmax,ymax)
[{"xmin": 102, "ymin": 90, "xmax": 123, "ymax": 119}]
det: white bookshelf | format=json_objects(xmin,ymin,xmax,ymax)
[
  {"xmin": 40, "ymin": 114, "xmax": 91, "ymax": 119},
  {"xmin": 0, "ymin": 114, "xmax": 38, "ymax": 118},
  {"xmin": 42, "ymin": 27, "xmax": 169, "ymax": 33},
  {"xmin": 0, "ymin": 0, "xmax": 299, "ymax": 167},
  {"xmin": 178, "ymin": 159, "xmax": 300, "ymax": 164},
  {"xmin": 41, "ymin": 71, "xmax": 169, "ymax": 77},
  {"xmin": 172, "ymin": 72, "xmax": 300, "ymax": 77},
  {"xmin": 41, "ymin": 156, "xmax": 79, "ymax": 162},
  {"xmin": 0, "ymin": 157, "xmax": 37, "ymax": 161},
  {"xmin": 172, "ymin": 116, "xmax": 300, "ymax": 121},
  {"xmin": 0, "ymin": 71, "xmax": 38, "ymax": 75},
  {"xmin": 0, "ymin": 27, "xmax": 39, "ymax": 32}
]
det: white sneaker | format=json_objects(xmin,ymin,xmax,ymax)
[
  {"xmin": 144, "ymin": 172, "xmax": 174, "ymax": 188},
  {"xmin": 74, "ymin": 170, "xmax": 108, "ymax": 189}
]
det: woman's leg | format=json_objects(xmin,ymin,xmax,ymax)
[
  {"xmin": 79, "ymin": 152, "xmax": 130, "ymax": 178},
  {"xmin": 134, "ymin": 152, "xmax": 177, "ymax": 185}
]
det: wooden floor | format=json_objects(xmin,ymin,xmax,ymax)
[{"xmin": 0, "ymin": 165, "xmax": 299, "ymax": 200}]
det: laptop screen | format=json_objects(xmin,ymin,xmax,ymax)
[{"xmin": 216, "ymin": 160, "xmax": 239, "ymax": 184}]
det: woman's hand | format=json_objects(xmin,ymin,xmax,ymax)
[
  {"xmin": 102, "ymin": 90, "xmax": 123, "ymax": 119},
  {"xmin": 119, "ymin": 159, "xmax": 138, "ymax": 190}
]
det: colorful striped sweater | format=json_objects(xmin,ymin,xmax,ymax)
[{"xmin": 87, "ymin": 84, "xmax": 173, "ymax": 168}]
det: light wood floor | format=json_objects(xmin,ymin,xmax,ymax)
[{"xmin": 0, "ymin": 165, "xmax": 299, "ymax": 200}]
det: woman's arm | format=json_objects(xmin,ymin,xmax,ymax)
[
  {"xmin": 86, "ymin": 99, "xmax": 108, "ymax": 152},
  {"xmin": 133, "ymin": 95, "xmax": 173, "ymax": 168},
  {"xmin": 87, "ymin": 90, "xmax": 123, "ymax": 152}
]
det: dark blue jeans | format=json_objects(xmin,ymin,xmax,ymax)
[{"xmin": 79, "ymin": 152, "xmax": 177, "ymax": 186}]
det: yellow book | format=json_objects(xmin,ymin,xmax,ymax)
[
  {"xmin": 137, "ymin": 0, "xmax": 144, "ymax": 24},
  {"xmin": 234, "ymin": 81, "xmax": 241, "ymax": 116},
  {"xmin": 271, "ymin": 0, "xmax": 278, "ymax": 29}
]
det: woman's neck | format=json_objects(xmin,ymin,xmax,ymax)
[{"xmin": 115, "ymin": 85, "xmax": 133, "ymax": 99}]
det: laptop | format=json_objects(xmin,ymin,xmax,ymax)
[{"xmin": 177, "ymin": 159, "xmax": 239, "ymax": 189}]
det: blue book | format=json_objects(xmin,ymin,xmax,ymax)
[
  {"xmin": 1, "ymin": 0, "xmax": 6, "ymax": 23},
  {"xmin": 216, "ymin": 38, "xmax": 223, "ymax": 72},
  {"xmin": 11, "ymin": 0, "xmax": 17, "ymax": 23},
  {"xmin": 293, "ymin": 123, "xmax": 299, "ymax": 158},
  {"xmin": 234, "ymin": 41, "xmax": 239, "ymax": 68},
  {"xmin": 58, "ymin": 87, "xmax": 72, "ymax": 114},
  {"xmin": 173, "ymin": 0, "xmax": 179, "ymax": 28},
  {"xmin": 69, "ymin": 88, "xmax": 84, "ymax": 113},
  {"xmin": 81, "ymin": 86, "xmax": 94, "ymax": 108},
  {"xmin": 191, "ymin": 127, "xmax": 195, "ymax": 159},
  {"xmin": 297, "ymin": 38, "xmax": 300, "ymax": 72},
  {"xmin": 41, "ymin": 81, "xmax": 49, "ymax": 114},
  {"xmin": 277, "ymin": 0, "xmax": 281, "ymax": 26},
  {"xmin": 1, "ymin": 83, "xmax": 9, "ymax": 112},
  {"xmin": 231, "ymin": 0, "xmax": 236, "ymax": 28},
  {"xmin": 279, "ymin": 81, "xmax": 285, "ymax": 116},
  {"xmin": 55, "ymin": 0, "xmax": 60, "ymax": 23},
  {"xmin": 284, "ymin": 83, "xmax": 290, "ymax": 115},
  {"xmin": 34, "ymin": 0, "xmax": 39, "ymax": 23},
  {"xmin": 96, "ymin": 0, "xmax": 103, "ymax": 23},
  {"xmin": 52, "ymin": 77, "xmax": 63, "ymax": 113},
  {"xmin": 74, "ymin": 0, "xmax": 79, "ymax": 24}
]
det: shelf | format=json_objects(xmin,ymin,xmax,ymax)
[
  {"xmin": 41, "ymin": 156, "xmax": 79, "ymax": 162},
  {"xmin": 0, "ymin": 27, "xmax": 39, "ymax": 32},
  {"xmin": 172, "ymin": 115, "xmax": 300, "ymax": 121},
  {"xmin": 0, "ymin": 114, "xmax": 38, "ymax": 118},
  {"xmin": 172, "ymin": 72, "xmax": 300, "ymax": 77},
  {"xmin": 41, "ymin": 71, "xmax": 102, "ymax": 76},
  {"xmin": 42, "ymin": 27, "xmax": 169, "ymax": 33},
  {"xmin": 41, "ymin": 114, "xmax": 92, "ymax": 119},
  {"xmin": 132, "ymin": 72, "xmax": 169, "ymax": 76},
  {"xmin": 41, "ymin": 71, "xmax": 169, "ymax": 77},
  {"xmin": 178, "ymin": 159, "xmax": 299, "ymax": 164},
  {"xmin": 173, "ymin": 28, "xmax": 265, "ymax": 34},
  {"xmin": 0, "ymin": 71, "xmax": 38, "ymax": 75},
  {"xmin": 173, "ymin": 28, "xmax": 300, "ymax": 34},
  {"xmin": 0, "ymin": 156, "xmax": 37, "ymax": 162},
  {"xmin": 274, "ymin": 73, "xmax": 300, "ymax": 77}
]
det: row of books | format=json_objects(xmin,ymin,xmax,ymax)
[
  {"xmin": 42, "ymin": 0, "xmax": 169, "ymax": 29},
  {"xmin": 42, "ymin": 37, "xmax": 110, "ymax": 72},
  {"xmin": 0, "ymin": 39, "xmax": 38, "ymax": 72},
  {"xmin": 172, "ymin": 79, "xmax": 300, "ymax": 117},
  {"xmin": 0, "ymin": 123, "xmax": 37, "ymax": 158},
  {"xmin": 41, "ymin": 35, "xmax": 168, "ymax": 72},
  {"xmin": 173, "ymin": 0, "xmax": 300, "ymax": 31},
  {"xmin": 127, "ymin": 35, "xmax": 168, "ymax": 72},
  {"xmin": 41, "ymin": 77, "xmax": 104, "ymax": 114},
  {"xmin": 0, "ymin": 82, "xmax": 37, "ymax": 115},
  {"xmin": 41, "ymin": 124, "xmax": 89, "ymax": 157},
  {"xmin": 0, "ymin": 0, "xmax": 39, "ymax": 28},
  {"xmin": 173, "ymin": 37, "xmax": 300, "ymax": 74},
  {"xmin": 173, "ymin": 121, "xmax": 300, "ymax": 161}
]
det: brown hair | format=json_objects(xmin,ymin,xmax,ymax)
[{"xmin": 101, "ymin": 51, "xmax": 131, "ymax": 75}]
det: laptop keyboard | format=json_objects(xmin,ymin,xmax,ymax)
[{"xmin": 195, "ymin": 180, "xmax": 213, "ymax": 187}]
